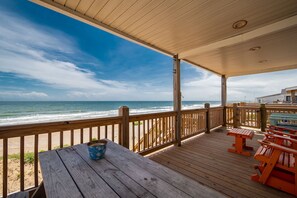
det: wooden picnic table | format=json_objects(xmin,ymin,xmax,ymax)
[
  {"xmin": 227, "ymin": 128, "xmax": 254, "ymax": 156},
  {"xmin": 39, "ymin": 140, "xmax": 224, "ymax": 198}
]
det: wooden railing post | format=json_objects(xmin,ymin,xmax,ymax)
[
  {"xmin": 221, "ymin": 75, "xmax": 227, "ymax": 127},
  {"xmin": 223, "ymin": 106, "xmax": 227, "ymax": 127},
  {"xmin": 260, "ymin": 104, "xmax": 267, "ymax": 132},
  {"xmin": 233, "ymin": 103, "xmax": 239, "ymax": 128},
  {"xmin": 204, "ymin": 103, "xmax": 210, "ymax": 133},
  {"xmin": 119, "ymin": 106, "xmax": 129, "ymax": 149},
  {"xmin": 173, "ymin": 55, "xmax": 181, "ymax": 146}
]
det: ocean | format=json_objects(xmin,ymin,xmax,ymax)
[{"xmin": 0, "ymin": 101, "xmax": 221, "ymax": 126}]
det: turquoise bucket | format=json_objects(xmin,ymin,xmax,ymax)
[{"xmin": 87, "ymin": 140, "xmax": 107, "ymax": 160}]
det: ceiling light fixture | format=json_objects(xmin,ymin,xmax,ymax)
[
  {"xmin": 249, "ymin": 46, "xmax": 261, "ymax": 51},
  {"xmin": 259, "ymin": 60, "xmax": 268, "ymax": 63},
  {"xmin": 232, "ymin": 20, "xmax": 248, "ymax": 29}
]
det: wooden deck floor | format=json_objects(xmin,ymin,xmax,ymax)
[{"xmin": 149, "ymin": 127, "xmax": 294, "ymax": 198}]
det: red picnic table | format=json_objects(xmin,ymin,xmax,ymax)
[{"xmin": 227, "ymin": 128, "xmax": 254, "ymax": 156}]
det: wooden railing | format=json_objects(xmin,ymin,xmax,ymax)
[
  {"xmin": 226, "ymin": 106, "xmax": 234, "ymax": 126},
  {"xmin": 265, "ymin": 106, "xmax": 297, "ymax": 125},
  {"xmin": 226, "ymin": 103, "xmax": 297, "ymax": 129},
  {"xmin": 181, "ymin": 109, "xmax": 207, "ymax": 139},
  {"xmin": 0, "ymin": 105, "xmax": 224, "ymax": 197},
  {"xmin": 4, "ymin": 103, "xmax": 296, "ymax": 196},
  {"xmin": 129, "ymin": 111, "xmax": 176, "ymax": 155},
  {"xmin": 209, "ymin": 107, "xmax": 224, "ymax": 129},
  {"xmin": 0, "ymin": 116, "xmax": 122, "ymax": 197},
  {"xmin": 238, "ymin": 106, "xmax": 260, "ymax": 128}
]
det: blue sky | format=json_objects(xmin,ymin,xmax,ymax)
[{"xmin": 0, "ymin": 0, "xmax": 296, "ymax": 102}]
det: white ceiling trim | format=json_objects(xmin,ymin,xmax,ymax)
[{"xmin": 225, "ymin": 64, "xmax": 297, "ymax": 77}]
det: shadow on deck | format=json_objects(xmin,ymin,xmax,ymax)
[{"xmin": 149, "ymin": 127, "xmax": 294, "ymax": 198}]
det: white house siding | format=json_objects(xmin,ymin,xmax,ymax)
[{"xmin": 257, "ymin": 94, "xmax": 284, "ymax": 103}]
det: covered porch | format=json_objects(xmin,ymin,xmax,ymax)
[{"xmin": 1, "ymin": 0, "xmax": 297, "ymax": 197}]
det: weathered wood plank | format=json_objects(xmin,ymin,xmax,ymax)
[
  {"xmin": 106, "ymin": 140, "xmax": 224, "ymax": 198},
  {"xmin": 155, "ymin": 151, "xmax": 278, "ymax": 198},
  {"xmin": 7, "ymin": 191, "xmax": 29, "ymax": 198},
  {"xmin": 104, "ymin": 145, "xmax": 191, "ymax": 197},
  {"xmin": 73, "ymin": 144, "xmax": 155, "ymax": 198},
  {"xmin": 57, "ymin": 147, "xmax": 119, "ymax": 198},
  {"xmin": 39, "ymin": 150, "xmax": 82, "ymax": 198}
]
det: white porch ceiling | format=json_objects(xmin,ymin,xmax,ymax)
[{"xmin": 31, "ymin": 0, "xmax": 297, "ymax": 77}]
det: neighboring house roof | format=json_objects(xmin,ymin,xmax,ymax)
[
  {"xmin": 256, "ymin": 93, "xmax": 282, "ymax": 99},
  {"xmin": 257, "ymin": 86, "xmax": 297, "ymax": 99},
  {"xmin": 285, "ymin": 86, "xmax": 297, "ymax": 92}
]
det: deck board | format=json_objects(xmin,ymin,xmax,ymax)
[{"xmin": 149, "ymin": 128, "xmax": 294, "ymax": 198}]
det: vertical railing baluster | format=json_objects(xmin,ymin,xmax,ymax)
[
  {"xmin": 147, "ymin": 119, "xmax": 150, "ymax": 149},
  {"xmin": 151, "ymin": 119, "xmax": 155, "ymax": 147},
  {"xmin": 154, "ymin": 118, "xmax": 157, "ymax": 146},
  {"xmin": 112, "ymin": 124, "xmax": 114, "ymax": 142},
  {"xmin": 3, "ymin": 138, "xmax": 8, "ymax": 197},
  {"xmin": 20, "ymin": 136, "xmax": 25, "ymax": 191},
  {"xmin": 71, "ymin": 129, "xmax": 74, "ymax": 146},
  {"xmin": 158, "ymin": 118, "xmax": 161, "ymax": 145},
  {"xmin": 105, "ymin": 125, "xmax": 108, "ymax": 139},
  {"xmin": 48, "ymin": 132, "xmax": 52, "ymax": 150},
  {"xmin": 80, "ymin": 128, "xmax": 83, "ymax": 144},
  {"xmin": 132, "ymin": 122, "xmax": 135, "ymax": 151},
  {"xmin": 97, "ymin": 126, "xmax": 101, "ymax": 140},
  {"xmin": 89, "ymin": 127, "xmax": 92, "ymax": 141},
  {"xmin": 164, "ymin": 117, "xmax": 166, "ymax": 143},
  {"xmin": 170, "ymin": 116, "xmax": 172, "ymax": 141},
  {"xmin": 143, "ymin": 120, "xmax": 146, "ymax": 150},
  {"xmin": 118, "ymin": 123, "xmax": 119, "ymax": 144},
  {"xmin": 138, "ymin": 121, "xmax": 140, "ymax": 152},
  {"xmin": 162, "ymin": 117, "xmax": 165, "ymax": 143},
  {"xmin": 34, "ymin": 134, "xmax": 39, "ymax": 187},
  {"xmin": 60, "ymin": 131, "xmax": 63, "ymax": 148}
]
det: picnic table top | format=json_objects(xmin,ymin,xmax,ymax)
[
  {"xmin": 39, "ymin": 140, "xmax": 224, "ymax": 198},
  {"xmin": 227, "ymin": 128, "xmax": 254, "ymax": 138}
]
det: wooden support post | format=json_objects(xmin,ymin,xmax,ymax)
[
  {"xmin": 291, "ymin": 90, "xmax": 296, "ymax": 104},
  {"xmin": 173, "ymin": 55, "xmax": 181, "ymax": 146},
  {"xmin": 233, "ymin": 103, "xmax": 239, "ymax": 128},
  {"xmin": 221, "ymin": 75, "xmax": 227, "ymax": 126},
  {"xmin": 119, "ymin": 106, "xmax": 129, "ymax": 149},
  {"xmin": 260, "ymin": 104, "xmax": 267, "ymax": 132},
  {"xmin": 204, "ymin": 103, "xmax": 210, "ymax": 133}
]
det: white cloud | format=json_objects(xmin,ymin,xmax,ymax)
[
  {"xmin": 0, "ymin": 91, "xmax": 48, "ymax": 99},
  {"xmin": 182, "ymin": 67, "xmax": 297, "ymax": 102},
  {"xmin": 0, "ymin": 10, "xmax": 131, "ymax": 99}
]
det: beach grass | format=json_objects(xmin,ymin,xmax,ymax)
[{"xmin": 0, "ymin": 152, "xmax": 35, "ymax": 164}]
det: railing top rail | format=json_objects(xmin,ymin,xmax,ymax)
[
  {"xmin": 209, "ymin": 106, "xmax": 224, "ymax": 110},
  {"xmin": 237, "ymin": 106, "xmax": 260, "ymax": 110},
  {"xmin": 0, "ymin": 116, "xmax": 122, "ymax": 139},
  {"xmin": 181, "ymin": 108, "xmax": 207, "ymax": 113},
  {"xmin": 129, "ymin": 111, "xmax": 177, "ymax": 121}
]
